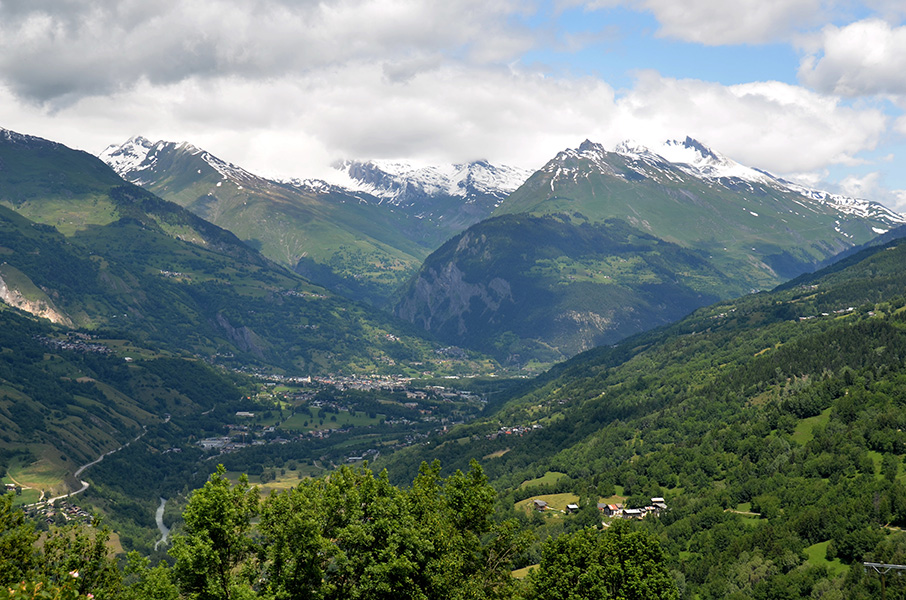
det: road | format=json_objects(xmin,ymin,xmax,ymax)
[{"xmin": 35, "ymin": 425, "xmax": 150, "ymax": 507}]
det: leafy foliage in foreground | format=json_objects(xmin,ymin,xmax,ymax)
[{"xmin": 2, "ymin": 465, "xmax": 676, "ymax": 600}]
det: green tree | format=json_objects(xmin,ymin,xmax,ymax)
[
  {"xmin": 258, "ymin": 482, "xmax": 328, "ymax": 600},
  {"xmin": 0, "ymin": 492, "xmax": 38, "ymax": 587},
  {"xmin": 527, "ymin": 521, "xmax": 677, "ymax": 600},
  {"xmin": 121, "ymin": 552, "xmax": 179, "ymax": 600},
  {"xmin": 170, "ymin": 465, "xmax": 259, "ymax": 600},
  {"xmin": 39, "ymin": 523, "xmax": 122, "ymax": 600}
]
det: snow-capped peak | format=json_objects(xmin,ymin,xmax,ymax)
[
  {"xmin": 332, "ymin": 159, "xmax": 532, "ymax": 204},
  {"xmin": 100, "ymin": 137, "xmax": 257, "ymax": 185},
  {"xmin": 549, "ymin": 136, "xmax": 906, "ymax": 226},
  {"xmin": 613, "ymin": 136, "xmax": 774, "ymax": 185},
  {"xmin": 100, "ymin": 136, "xmax": 154, "ymax": 175}
]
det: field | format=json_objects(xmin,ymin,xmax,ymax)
[
  {"xmin": 791, "ymin": 408, "xmax": 832, "ymax": 445},
  {"xmin": 279, "ymin": 408, "xmax": 382, "ymax": 431},
  {"xmin": 5, "ymin": 450, "xmax": 70, "ymax": 497},
  {"xmin": 515, "ymin": 492, "xmax": 580, "ymax": 514},
  {"xmin": 519, "ymin": 471, "xmax": 568, "ymax": 489},
  {"xmin": 511, "ymin": 564, "xmax": 538, "ymax": 579},
  {"xmin": 804, "ymin": 541, "xmax": 848, "ymax": 577}
]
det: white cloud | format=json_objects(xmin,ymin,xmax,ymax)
[
  {"xmin": 839, "ymin": 170, "xmax": 882, "ymax": 197},
  {"xmin": 0, "ymin": 0, "xmax": 535, "ymax": 105},
  {"xmin": 891, "ymin": 189, "xmax": 906, "ymax": 212},
  {"xmin": 606, "ymin": 74, "xmax": 887, "ymax": 173},
  {"xmin": 799, "ymin": 19, "xmax": 906, "ymax": 96},
  {"xmin": 0, "ymin": 0, "xmax": 899, "ymax": 207},
  {"xmin": 640, "ymin": 0, "xmax": 828, "ymax": 45},
  {"xmin": 579, "ymin": 0, "xmax": 830, "ymax": 45},
  {"xmin": 834, "ymin": 170, "xmax": 906, "ymax": 212}
]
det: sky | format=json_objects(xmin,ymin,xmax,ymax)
[{"xmin": 2, "ymin": 0, "xmax": 906, "ymax": 210}]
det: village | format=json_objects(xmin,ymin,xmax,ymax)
[
  {"xmin": 4, "ymin": 484, "xmax": 95, "ymax": 526},
  {"xmin": 196, "ymin": 375, "xmax": 487, "ymax": 463},
  {"xmin": 530, "ymin": 496, "xmax": 669, "ymax": 520}
]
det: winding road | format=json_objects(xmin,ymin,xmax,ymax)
[{"xmin": 34, "ymin": 425, "xmax": 150, "ymax": 507}]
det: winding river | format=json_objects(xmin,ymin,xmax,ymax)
[{"xmin": 154, "ymin": 497, "xmax": 170, "ymax": 550}]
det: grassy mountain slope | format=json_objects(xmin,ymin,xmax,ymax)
[
  {"xmin": 381, "ymin": 237, "xmax": 906, "ymax": 597},
  {"xmin": 102, "ymin": 140, "xmax": 444, "ymax": 305},
  {"xmin": 0, "ymin": 302, "xmax": 243, "ymax": 492},
  {"xmin": 395, "ymin": 213, "xmax": 742, "ymax": 366},
  {"xmin": 497, "ymin": 141, "xmax": 899, "ymax": 291},
  {"xmin": 0, "ymin": 128, "xmax": 492, "ymax": 376}
]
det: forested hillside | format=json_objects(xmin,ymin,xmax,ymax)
[
  {"xmin": 0, "ymin": 130, "xmax": 492, "ymax": 377},
  {"xmin": 395, "ymin": 214, "xmax": 738, "ymax": 365},
  {"xmin": 380, "ymin": 237, "xmax": 906, "ymax": 598}
]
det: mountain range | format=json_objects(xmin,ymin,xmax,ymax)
[
  {"xmin": 0, "ymin": 127, "xmax": 487, "ymax": 377},
  {"xmin": 7, "ymin": 124, "xmax": 906, "ymax": 597},
  {"xmin": 100, "ymin": 137, "xmax": 529, "ymax": 305},
  {"xmin": 393, "ymin": 137, "xmax": 904, "ymax": 363},
  {"xmin": 500, "ymin": 137, "xmax": 903, "ymax": 285}
]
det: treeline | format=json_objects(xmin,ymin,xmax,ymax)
[{"xmin": 0, "ymin": 463, "xmax": 676, "ymax": 600}]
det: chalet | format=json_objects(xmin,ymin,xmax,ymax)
[
  {"xmin": 566, "ymin": 503, "xmax": 579, "ymax": 514},
  {"xmin": 649, "ymin": 497, "xmax": 668, "ymax": 515},
  {"xmin": 623, "ymin": 508, "xmax": 644, "ymax": 519},
  {"xmin": 533, "ymin": 499, "xmax": 548, "ymax": 511},
  {"xmin": 600, "ymin": 503, "xmax": 621, "ymax": 517}
]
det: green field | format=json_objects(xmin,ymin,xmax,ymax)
[
  {"xmin": 278, "ymin": 408, "xmax": 382, "ymax": 432},
  {"xmin": 519, "ymin": 471, "xmax": 568, "ymax": 489},
  {"xmin": 804, "ymin": 541, "xmax": 848, "ymax": 577},
  {"xmin": 516, "ymin": 492, "xmax": 580, "ymax": 514},
  {"xmin": 791, "ymin": 408, "xmax": 832, "ymax": 446}
]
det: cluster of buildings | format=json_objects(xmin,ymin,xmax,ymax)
[
  {"xmin": 34, "ymin": 333, "xmax": 112, "ymax": 355},
  {"xmin": 25, "ymin": 499, "xmax": 93, "ymax": 525},
  {"xmin": 486, "ymin": 424, "xmax": 543, "ymax": 440},
  {"xmin": 530, "ymin": 497, "xmax": 668, "ymax": 520},
  {"xmin": 597, "ymin": 497, "xmax": 668, "ymax": 519}
]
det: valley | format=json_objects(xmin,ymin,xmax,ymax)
[{"xmin": 3, "ymin": 126, "xmax": 906, "ymax": 598}]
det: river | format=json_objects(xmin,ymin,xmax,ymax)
[{"xmin": 154, "ymin": 497, "xmax": 170, "ymax": 550}]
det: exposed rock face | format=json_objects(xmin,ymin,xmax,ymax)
[
  {"xmin": 394, "ymin": 214, "xmax": 732, "ymax": 364},
  {"xmin": 395, "ymin": 260, "xmax": 514, "ymax": 337},
  {"xmin": 215, "ymin": 312, "xmax": 269, "ymax": 359},
  {"xmin": 0, "ymin": 270, "xmax": 72, "ymax": 326}
]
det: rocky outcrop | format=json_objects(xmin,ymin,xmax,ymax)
[
  {"xmin": 395, "ymin": 260, "xmax": 514, "ymax": 337},
  {"xmin": 215, "ymin": 312, "xmax": 269, "ymax": 359},
  {"xmin": 0, "ymin": 268, "xmax": 72, "ymax": 326}
]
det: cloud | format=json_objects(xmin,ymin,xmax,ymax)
[
  {"xmin": 579, "ymin": 0, "xmax": 830, "ymax": 45},
  {"xmin": 0, "ymin": 0, "xmax": 535, "ymax": 105},
  {"xmin": 641, "ymin": 0, "xmax": 828, "ymax": 45},
  {"xmin": 0, "ymin": 0, "xmax": 897, "ymax": 206},
  {"xmin": 835, "ymin": 170, "xmax": 906, "ymax": 212},
  {"xmin": 798, "ymin": 19, "xmax": 906, "ymax": 96},
  {"xmin": 606, "ymin": 74, "xmax": 887, "ymax": 174}
]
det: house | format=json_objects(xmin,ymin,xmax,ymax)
[
  {"xmin": 601, "ymin": 503, "xmax": 621, "ymax": 517},
  {"xmin": 566, "ymin": 503, "xmax": 579, "ymax": 513},
  {"xmin": 533, "ymin": 499, "xmax": 548, "ymax": 511},
  {"xmin": 623, "ymin": 508, "xmax": 645, "ymax": 519}
]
